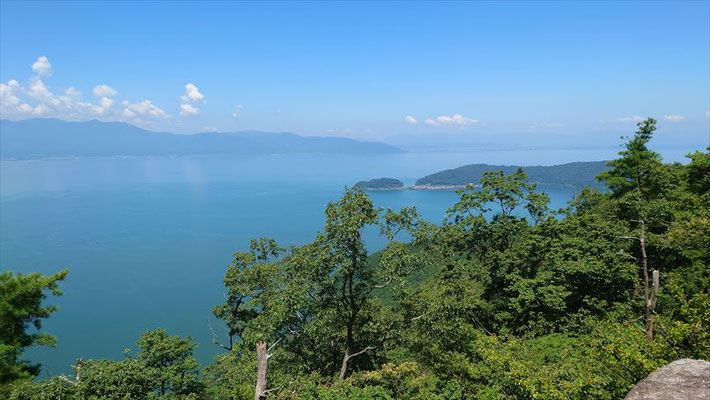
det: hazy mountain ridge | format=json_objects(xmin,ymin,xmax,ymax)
[{"xmin": 0, "ymin": 119, "xmax": 402, "ymax": 159}]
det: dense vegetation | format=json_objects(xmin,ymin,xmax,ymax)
[
  {"xmin": 2, "ymin": 118, "xmax": 708, "ymax": 399},
  {"xmin": 353, "ymin": 178, "xmax": 405, "ymax": 189},
  {"xmin": 416, "ymin": 160, "xmax": 608, "ymax": 188}
]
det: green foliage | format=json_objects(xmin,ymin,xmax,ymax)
[
  {"xmin": 598, "ymin": 117, "xmax": 663, "ymax": 199},
  {"xmin": 353, "ymin": 178, "xmax": 405, "ymax": 190},
  {"xmin": 137, "ymin": 329, "xmax": 203, "ymax": 398},
  {"xmin": 0, "ymin": 269, "xmax": 68, "ymax": 395},
  {"xmin": 685, "ymin": 148, "xmax": 710, "ymax": 194},
  {"xmin": 11, "ymin": 358, "xmax": 152, "ymax": 400},
  {"xmin": 210, "ymin": 188, "xmax": 429, "ymax": 382},
  {"xmin": 11, "ymin": 329, "xmax": 204, "ymax": 399},
  {"xmin": 415, "ymin": 161, "xmax": 608, "ymax": 188},
  {"xmin": 469, "ymin": 334, "xmax": 621, "ymax": 399},
  {"xmin": 211, "ymin": 237, "xmax": 284, "ymax": 351}
]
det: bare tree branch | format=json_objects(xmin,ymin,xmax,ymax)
[
  {"xmin": 266, "ymin": 336, "xmax": 284, "ymax": 357},
  {"xmin": 208, "ymin": 318, "xmax": 232, "ymax": 351},
  {"xmin": 371, "ymin": 276, "xmax": 393, "ymax": 289},
  {"xmin": 345, "ymin": 345, "xmax": 376, "ymax": 361}
]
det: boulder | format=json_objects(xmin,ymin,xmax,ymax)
[{"xmin": 625, "ymin": 359, "xmax": 710, "ymax": 399}]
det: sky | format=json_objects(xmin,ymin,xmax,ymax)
[{"xmin": 1, "ymin": 1, "xmax": 709, "ymax": 147}]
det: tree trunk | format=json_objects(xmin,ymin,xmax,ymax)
[
  {"xmin": 255, "ymin": 342, "xmax": 268, "ymax": 400},
  {"xmin": 339, "ymin": 346, "xmax": 374, "ymax": 381},
  {"xmin": 339, "ymin": 349, "xmax": 350, "ymax": 381},
  {"xmin": 639, "ymin": 220, "xmax": 654, "ymax": 342}
]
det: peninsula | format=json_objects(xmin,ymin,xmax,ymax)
[{"xmin": 354, "ymin": 161, "xmax": 609, "ymax": 190}]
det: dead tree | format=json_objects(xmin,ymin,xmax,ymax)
[
  {"xmin": 254, "ymin": 338, "xmax": 281, "ymax": 399},
  {"xmin": 647, "ymin": 269, "xmax": 659, "ymax": 341},
  {"xmin": 57, "ymin": 357, "xmax": 83, "ymax": 385},
  {"xmin": 621, "ymin": 219, "xmax": 660, "ymax": 341},
  {"xmin": 254, "ymin": 342, "xmax": 268, "ymax": 400},
  {"xmin": 638, "ymin": 220, "xmax": 661, "ymax": 342}
]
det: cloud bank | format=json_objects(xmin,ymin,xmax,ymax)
[{"xmin": 0, "ymin": 56, "xmax": 205, "ymax": 127}]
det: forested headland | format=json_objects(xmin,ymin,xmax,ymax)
[
  {"xmin": 415, "ymin": 160, "xmax": 608, "ymax": 188},
  {"xmin": 2, "ymin": 118, "xmax": 708, "ymax": 399}
]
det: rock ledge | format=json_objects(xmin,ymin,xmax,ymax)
[{"xmin": 625, "ymin": 359, "xmax": 710, "ymax": 400}]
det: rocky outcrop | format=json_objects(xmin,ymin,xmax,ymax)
[{"xmin": 625, "ymin": 359, "xmax": 710, "ymax": 399}]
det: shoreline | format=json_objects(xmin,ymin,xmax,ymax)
[{"xmin": 360, "ymin": 184, "xmax": 475, "ymax": 191}]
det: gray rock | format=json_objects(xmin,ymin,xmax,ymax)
[{"xmin": 625, "ymin": 359, "xmax": 710, "ymax": 400}]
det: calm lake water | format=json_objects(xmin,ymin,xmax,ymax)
[{"xmin": 0, "ymin": 148, "xmax": 694, "ymax": 374}]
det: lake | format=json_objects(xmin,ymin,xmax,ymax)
[{"xmin": 0, "ymin": 148, "xmax": 693, "ymax": 375}]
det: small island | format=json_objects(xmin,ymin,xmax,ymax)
[{"xmin": 353, "ymin": 178, "xmax": 405, "ymax": 190}]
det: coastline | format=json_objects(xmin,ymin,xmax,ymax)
[{"xmin": 360, "ymin": 184, "xmax": 475, "ymax": 191}]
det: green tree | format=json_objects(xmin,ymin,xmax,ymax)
[
  {"xmin": 137, "ymin": 329, "xmax": 203, "ymax": 398},
  {"xmin": 211, "ymin": 238, "xmax": 284, "ymax": 353},
  {"xmin": 11, "ymin": 329, "xmax": 203, "ymax": 400},
  {"xmin": 598, "ymin": 117, "xmax": 673, "ymax": 341},
  {"xmin": 0, "ymin": 269, "xmax": 68, "ymax": 395},
  {"xmin": 212, "ymin": 188, "xmax": 426, "ymax": 394},
  {"xmin": 11, "ymin": 357, "xmax": 152, "ymax": 400}
]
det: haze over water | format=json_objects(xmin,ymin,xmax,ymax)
[{"xmin": 0, "ymin": 148, "xmax": 697, "ymax": 374}]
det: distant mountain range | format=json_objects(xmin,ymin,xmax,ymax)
[
  {"xmin": 0, "ymin": 119, "xmax": 402, "ymax": 159},
  {"xmin": 415, "ymin": 161, "xmax": 609, "ymax": 188}
]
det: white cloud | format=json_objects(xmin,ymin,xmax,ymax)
[
  {"xmin": 180, "ymin": 103, "xmax": 200, "ymax": 116},
  {"xmin": 2, "ymin": 77, "xmax": 91, "ymax": 118},
  {"xmin": 64, "ymin": 87, "xmax": 82, "ymax": 100},
  {"xmin": 93, "ymin": 84, "xmax": 118, "ymax": 97},
  {"xmin": 1, "ymin": 56, "xmax": 176, "ymax": 124},
  {"xmin": 423, "ymin": 113, "xmax": 477, "ymax": 126},
  {"xmin": 32, "ymin": 56, "xmax": 52, "ymax": 76},
  {"xmin": 181, "ymin": 83, "xmax": 204, "ymax": 103},
  {"xmin": 202, "ymin": 126, "xmax": 218, "ymax": 132},
  {"xmin": 705, "ymin": 110, "xmax": 710, "ymax": 118},
  {"xmin": 91, "ymin": 97, "xmax": 114, "ymax": 115},
  {"xmin": 663, "ymin": 114, "xmax": 685, "ymax": 122},
  {"xmin": 424, "ymin": 118, "xmax": 438, "ymax": 126},
  {"xmin": 436, "ymin": 114, "xmax": 477, "ymax": 125},
  {"xmin": 122, "ymin": 108, "xmax": 136, "ymax": 118},
  {"xmin": 123, "ymin": 100, "xmax": 171, "ymax": 119},
  {"xmin": 404, "ymin": 115, "xmax": 417, "ymax": 124},
  {"xmin": 617, "ymin": 116, "xmax": 644, "ymax": 123},
  {"xmin": 17, "ymin": 103, "xmax": 34, "ymax": 113},
  {"xmin": 100, "ymin": 97, "xmax": 113, "ymax": 108},
  {"xmin": 179, "ymin": 83, "xmax": 204, "ymax": 118},
  {"xmin": 232, "ymin": 104, "xmax": 244, "ymax": 117},
  {"xmin": 0, "ymin": 80, "xmax": 22, "ymax": 109},
  {"xmin": 27, "ymin": 78, "xmax": 61, "ymax": 107},
  {"xmin": 32, "ymin": 103, "xmax": 50, "ymax": 115}
]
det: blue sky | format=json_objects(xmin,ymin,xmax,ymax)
[{"xmin": 1, "ymin": 1, "xmax": 708, "ymax": 147}]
